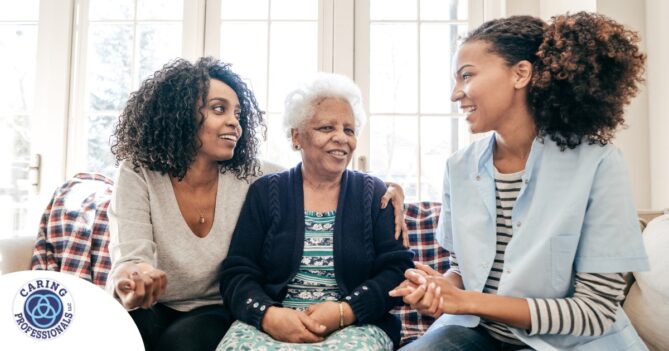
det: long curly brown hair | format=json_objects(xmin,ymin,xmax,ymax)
[
  {"xmin": 111, "ymin": 57, "xmax": 265, "ymax": 180},
  {"xmin": 464, "ymin": 12, "xmax": 645, "ymax": 149}
]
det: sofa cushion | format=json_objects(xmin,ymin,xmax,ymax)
[
  {"xmin": 0, "ymin": 236, "xmax": 35, "ymax": 274},
  {"xmin": 390, "ymin": 202, "xmax": 450, "ymax": 346},
  {"xmin": 31, "ymin": 173, "xmax": 113, "ymax": 287},
  {"xmin": 624, "ymin": 214, "xmax": 669, "ymax": 351}
]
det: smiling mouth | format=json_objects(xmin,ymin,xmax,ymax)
[
  {"xmin": 460, "ymin": 106, "xmax": 477, "ymax": 114},
  {"xmin": 328, "ymin": 150, "xmax": 348, "ymax": 157},
  {"xmin": 219, "ymin": 134, "xmax": 238, "ymax": 142}
]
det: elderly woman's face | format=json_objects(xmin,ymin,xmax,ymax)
[
  {"xmin": 196, "ymin": 79, "xmax": 242, "ymax": 162},
  {"xmin": 293, "ymin": 97, "xmax": 357, "ymax": 179}
]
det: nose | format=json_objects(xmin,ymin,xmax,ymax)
[
  {"xmin": 332, "ymin": 128, "xmax": 348, "ymax": 143},
  {"xmin": 451, "ymin": 87, "xmax": 464, "ymax": 102},
  {"xmin": 225, "ymin": 115, "xmax": 241, "ymax": 134}
]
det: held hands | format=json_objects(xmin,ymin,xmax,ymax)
[
  {"xmin": 112, "ymin": 261, "xmax": 167, "ymax": 310},
  {"xmin": 382, "ymin": 182, "xmax": 410, "ymax": 248},
  {"xmin": 261, "ymin": 306, "xmax": 326, "ymax": 343},
  {"xmin": 389, "ymin": 263, "xmax": 468, "ymax": 318}
]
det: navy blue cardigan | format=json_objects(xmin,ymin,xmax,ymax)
[{"xmin": 219, "ymin": 164, "xmax": 414, "ymax": 348}]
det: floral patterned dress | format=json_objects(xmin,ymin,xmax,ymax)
[{"xmin": 216, "ymin": 211, "xmax": 392, "ymax": 351}]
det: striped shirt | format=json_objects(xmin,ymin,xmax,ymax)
[
  {"xmin": 282, "ymin": 210, "xmax": 341, "ymax": 310},
  {"xmin": 448, "ymin": 169, "xmax": 625, "ymax": 343}
]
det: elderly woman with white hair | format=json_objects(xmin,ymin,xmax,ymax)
[{"xmin": 217, "ymin": 73, "xmax": 414, "ymax": 350}]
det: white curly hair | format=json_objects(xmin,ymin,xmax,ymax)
[{"xmin": 282, "ymin": 72, "xmax": 366, "ymax": 137}]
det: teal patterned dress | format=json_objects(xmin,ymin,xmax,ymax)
[{"xmin": 216, "ymin": 211, "xmax": 393, "ymax": 351}]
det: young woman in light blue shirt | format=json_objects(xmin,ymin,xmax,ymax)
[{"xmin": 391, "ymin": 12, "xmax": 649, "ymax": 351}]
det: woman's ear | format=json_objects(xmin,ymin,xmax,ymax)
[
  {"xmin": 290, "ymin": 128, "xmax": 300, "ymax": 146},
  {"xmin": 513, "ymin": 60, "xmax": 533, "ymax": 89}
]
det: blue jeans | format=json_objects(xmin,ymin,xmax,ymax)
[{"xmin": 399, "ymin": 325, "xmax": 532, "ymax": 351}]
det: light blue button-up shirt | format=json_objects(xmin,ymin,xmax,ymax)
[{"xmin": 433, "ymin": 133, "xmax": 649, "ymax": 350}]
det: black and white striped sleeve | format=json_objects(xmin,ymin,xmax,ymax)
[{"xmin": 527, "ymin": 272, "xmax": 626, "ymax": 336}]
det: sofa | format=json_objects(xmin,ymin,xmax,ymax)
[
  {"xmin": 0, "ymin": 173, "xmax": 665, "ymax": 348},
  {"xmin": 0, "ymin": 173, "xmax": 449, "ymax": 346}
]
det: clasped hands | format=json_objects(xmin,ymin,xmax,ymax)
[
  {"xmin": 389, "ymin": 262, "xmax": 467, "ymax": 318},
  {"xmin": 261, "ymin": 301, "xmax": 353, "ymax": 343},
  {"xmin": 112, "ymin": 261, "xmax": 167, "ymax": 310}
]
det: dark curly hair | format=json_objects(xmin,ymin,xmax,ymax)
[
  {"xmin": 111, "ymin": 57, "xmax": 265, "ymax": 180},
  {"xmin": 464, "ymin": 12, "xmax": 645, "ymax": 149}
]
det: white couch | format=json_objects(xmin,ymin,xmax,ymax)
[{"xmin": 0, "ymin": 236, "xmax": 35, "ymax": 275}]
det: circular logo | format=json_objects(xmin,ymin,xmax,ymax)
[{"xmin": 13, "ymin": 278, "xmax": 74, "ymax": 340}]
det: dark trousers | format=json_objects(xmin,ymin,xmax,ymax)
[
  {"xmin": 399, "ymin": 325, "xmax": 533, "ymax": 351},
  {"xmin": 130, "ymin": 303, "xmax": 234, "ymax": 351}
]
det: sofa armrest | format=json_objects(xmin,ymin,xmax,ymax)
[{"xmin": 0, "ymin": 236, "xmax": 35, "ymax": 275}]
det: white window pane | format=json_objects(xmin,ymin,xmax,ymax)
[
  {"xmin": 370, "ymin": 23, "xmax": 418, "ymax": 114},
  {"xmin": 137, "ymin": 23, "xmax": 182, "ymax": 82},
  {"xmin": 0, "ymin": 0, "xmax": 39, "ymax": 21},
  {"xmin": 0, "ymin": 22, "xmax": 36, "ymax": 238},
  {"xmin": 89, "ymin": 0, "xmax": 134, "ymax": 21},
  {"xmin": 137, "ymin": 0, "xmax": 183, "ymax": 20},
  {"xmin": 220, "ymin": 22, "xmax": 268, "ymax": 109},
  {"xmin": 370, "ymin": 0, "xmax": 417, "ymax": 21},
  {"xmin": 271, "ymin": 0, "xmax": 317, "ymax": 20},
  {"xmin": 221, "ymin": 0, "xmax": 268, "ymax": 20},
  {"xmin": 267, "ymin": 21, "xmax": 317, "ymax": 113},
  {"xmin": 259, "ymin": 113, "xmax": 301, "ymax": 169},
  {"xmin": 420, "ymin": 116, "xmax": 453, "ymax": 201},
  {"xmin": 86, "ymin": 114, "xmax": 117, "ymax": 177},
  {"xmin": 420, "ymin": 24, "xmax": 466, "ymax": 114},
  {"xmin": 369, "ymin": 115, "xmax": 419, "ymax": 202},
  {"xmin": 0, "ymin": 25, "xmax": 37, "ymax": 114},
  {"xmin": 87, "ymin": 24, "xmax": 133, "ymax": 112},
  {"xmin": 420, "ymin": 0, "xmax": 467, "ymax": 21}
]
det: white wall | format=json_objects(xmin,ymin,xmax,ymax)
[
  {"xmin": 645, "ymin": 0, "xmax": 669, "ymax": 209},
  {"xmin": 597, "ymin": 0, "xmax": 651, "ymax": 209}
]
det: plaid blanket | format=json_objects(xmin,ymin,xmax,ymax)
[
  {"xmin": 31, "ymin": 173, "xmax": 113, "ymax": 288},
  {"xmin": 390, "ymin": 201, "xmax": 450, "ymax": 346}
]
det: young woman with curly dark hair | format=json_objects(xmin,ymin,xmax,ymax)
[
  {"xmin": 391, "ymin": 12, "xmax": 649, "ymax": 350},
  {"xmin": 107, "ymin": 57, "xmax": 407, "ymax": 351}
]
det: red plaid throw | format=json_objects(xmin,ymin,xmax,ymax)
[
  {"xmin": 31, "ymin": 173, "xmax": 113, "ymax": 288},
  {"xmin": 390, "ymin": 201, "xmax": 450, "ymax": 346}
]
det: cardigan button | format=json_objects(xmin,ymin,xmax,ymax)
[
  {"xmin": 475, "ymin": 175, "xmax": 481, "ymax": 181},
  {"xmin": 246, "ymin": 298, "xmax": 252, "ymax": 304},
  {"xmin": 253, "ymin": 302, "xmax": 259, "ymax": 308},
  {"xmin": 362, "ymin": 286, "xmax": 368, "ymax": 291},
  {"xmin": 260, "ymin": 305, "xmax": 266, "ymax": 311},
  {"xmin": 354, "ymin": 291, "xmax": 360, "ymax": 296},
  {"xmin": 345, "ymin": 296, "xmax": 352, "ymax": 301}
]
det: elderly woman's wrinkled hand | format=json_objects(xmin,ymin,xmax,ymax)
[
  {"xmin": 305, "ymin": 301, "xmax": 342, "ymax": 336},
  {"xmin": 381, "ymin": 181, "xmax": 409, "ymax": 248},
  {"xmin": 261, "ymin": 306, "xmax": 326, "ymax": 343}
]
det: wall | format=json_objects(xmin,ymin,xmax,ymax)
[
  {"xmin": 645, "ymin": 0, "xmax": 669, "ymax": 209},
  {"xmin": 597, "ymin": 0, "xmax": 651, "ymax": 209}
]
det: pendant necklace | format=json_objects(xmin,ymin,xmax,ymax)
[{"xmin": 180, "ymin": 178, "xmax": 214, "ymax": 225}]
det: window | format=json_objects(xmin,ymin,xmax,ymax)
[
  {"xmin": 216, "ymin": 0, "xmax": 318, "ymax": 167},
  {"xmin": 70, "ymin": 0, "xmax": 184, "ymax": 177},
  {"xmin": 360, "ymin": 0, "xmax": 471, "ymax": 202},
  {"xmin": 0, "ymin": 0, "xmax": 479, "ymax": 238},
  {"xmin": 0, "ymin": 0, "xmax": 39, "ymax": 237}
]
